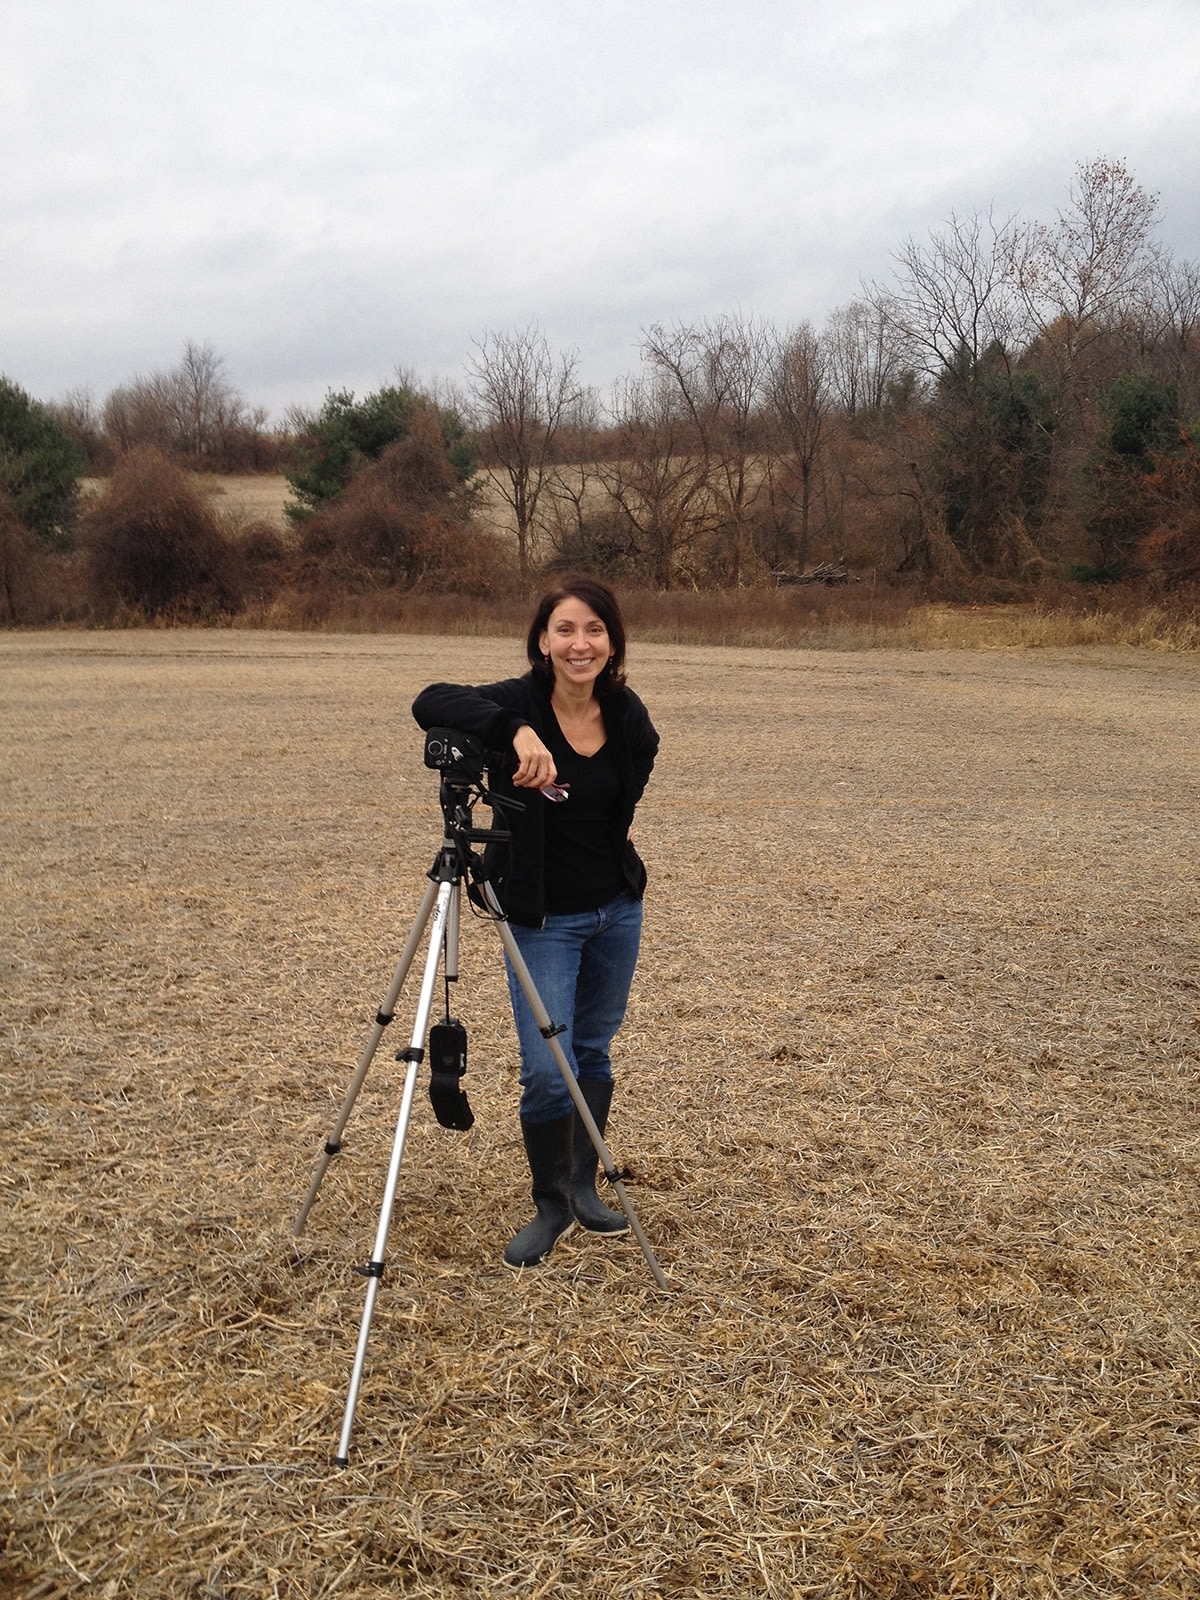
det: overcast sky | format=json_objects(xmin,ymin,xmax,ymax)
[{"xmin": 4, "ymin": 0, "xmax": 1198, "ymax": 422}]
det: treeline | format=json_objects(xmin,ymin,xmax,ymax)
[
  {"xmin": 474, "ymin": 158, "xmax": 1198, "ymax": 594},
  {"xmin": 44, "ymin": 339, "xmax": 288, "ymax": 476},
  {"xmin": 1, "ymin": 157, "xmax": 1197, "ymax": 625}
]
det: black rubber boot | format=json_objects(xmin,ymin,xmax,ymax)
[
  {"xmin": 503, "ymin": 1114, "xmax": 575, "ymax": 1268},
  {"xmin": 569, "ymin": 1080, "xmax": 629, "ymax": 1236}
]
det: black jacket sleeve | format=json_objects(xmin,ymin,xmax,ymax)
[
  {"xmin": 412, "ymin": 680, "xmax": 533, "ymax": 754},
  {"xmin": 623, "ymin": 689, "xmax": 659, "ymax": 805}
]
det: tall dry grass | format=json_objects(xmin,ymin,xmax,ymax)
[{"xmin": 237, "ymin": 582, "xmax": 1200, "ymax": 653}]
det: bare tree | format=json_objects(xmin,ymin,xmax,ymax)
[
  {"xmin": 824, "ymin": 298, "xmax": 907, "ymax": 415},
  {"xmin": 103, "ymin": 374, "xmax": 175, "ymax": 454},
  {"xmin": 1009, "ymin": 155, "xmax": 1167, "ymax": 480},
  {"xmin": 866, "ymin": 210, "xmax": 1055, "ymax": 573},
  {"xmin": 643, "ymin": 314, "xmax": 773, "ymax": 584},
  {"xmin": 761, "ymin": 321, "xmax": 831, "ymax": 571},
  {"xmin": 466, "ymin": 324, "xmax": 581, "ymax": 575},
  {"xmin": 175, "ymin": 340, "xmax": 225, "ymax": 458},
  {"xmin": 871, "ymin": 208, "xmax": 1024, "ymax": 392},
  {"xmin": 1017, "ymin": 158, "xmax": 1162, "ymax": 375},
  {"xmin": 1143, "ymin": 254, "xmax": 1200, "ymax": 408},
  {"xmin": 101, "ymin": 341, "xmax": 267, "ymax": 468},
  {"xmin": 600, "ymin": 371, "xmax": 713, "ymax": 588},
  {"xmin": 45, "ymin": 387, "xmax": 111, "ymax": 471}
]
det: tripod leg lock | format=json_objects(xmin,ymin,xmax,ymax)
[
  {"xmin": 375, "ymin": 1009, "xmax": 394, "ymax": 1027},
  {"xmin": 324, "ymin": 1139, "xmax": 343, "ymax": 1157},
  {"xmin": 539, "ymin": 1022, "xmax": 566, "ymax": 1040},
  {"xmin": 353, "ymin": 1259, "xmax": 386, "ymax": 1280}
]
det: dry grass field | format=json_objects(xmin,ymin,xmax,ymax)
[
  {"xmin": 81, "ymin": 476, "xmax": 299, "ymax": 531},
  {"xmin": 195, "ymin": 471, "xmax": 551, "ymax": 542},
  {"xmin": 199, "ymin": 475, "xmax": 297, "ymax": 528},
  {"xmin": 2, "ymin": 630, "xmax": 1198, "ymax": 1599},
  {"xmin": 100, "ymin": 473, "xmax": 518, "ymax": 535}
]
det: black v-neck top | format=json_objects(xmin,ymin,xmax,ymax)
[{"xmin": 541, "ymin": 718, "xmax": 626, "ymax": 913}]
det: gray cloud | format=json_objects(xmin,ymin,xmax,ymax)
[{"xmin": 4, "ymin": 0, "xmax": 1197, "ymax": 420}]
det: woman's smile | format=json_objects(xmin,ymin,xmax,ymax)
[{"xmin": 540, "ymin": 597, "xmax": 612, "ymax": 689}]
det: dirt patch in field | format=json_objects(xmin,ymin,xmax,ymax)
[{"xmin": 2, "ymin": 632, "xmax": 1198, "ymax": 1598}]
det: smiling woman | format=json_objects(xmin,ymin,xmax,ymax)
[{"xmin": 412, "ymin": 574, "xmax": 660, "ymax": 1269}]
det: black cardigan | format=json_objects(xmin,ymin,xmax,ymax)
[{"xmin": 412, "ymin": 672, "xmax": 659, "ymax": 926}]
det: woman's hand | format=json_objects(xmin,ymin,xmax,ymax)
[{"xmin": 512, "ymin": 725, "xmax": 557, "ymax": 789}]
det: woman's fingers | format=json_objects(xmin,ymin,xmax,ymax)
[{"xmin": 512, "ymin": 727, "xmax": 556, "ymax": 788}]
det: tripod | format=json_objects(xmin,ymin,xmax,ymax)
[{"xmin": 293, "ymin": 756, "xmax": 669, "ymax": 1465}]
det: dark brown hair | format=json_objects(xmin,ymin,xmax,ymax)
[{"xmin": 526, "ymin": 574, "xmax": 628, "ymax": 689}]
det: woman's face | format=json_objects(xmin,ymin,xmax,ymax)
[{"xmin": 540, "ymin": 596, "xmax": 613, "ymax": 693}]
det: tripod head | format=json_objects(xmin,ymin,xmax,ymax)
[
  {"xmin": 423, "ymin": 726, "xmax": 523, "ymax": 847},
  {"xmin": 423, "ymin": 727, "xmax": 487, "ymax": 787}
]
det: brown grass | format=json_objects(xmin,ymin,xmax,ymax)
[
  {"xmin": 3, "ymin": 631, "xmax": 1198, "ymax": 1598},
  {"xmin": 198, "ymin": 474, "xmax": 300, "ymax": 527},
  {"xmin": 83, "ymin": 474, "xmax": 301, "ymax": 531},
  {"xmin": 242, "ymin": 587, "xmax": 1200, "ymax": 655}
]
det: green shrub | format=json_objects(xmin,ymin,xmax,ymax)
[
  {"xmin": 285, "ymin": 386, "xmax": 476, "ymax": 518},
  {"xmin": 0, "ymin": 376, "xmax": 88, "ymax": 546}
]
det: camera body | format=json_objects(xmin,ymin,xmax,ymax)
[{"xmin": 423, "ymin": 727, "xmax": 486, "ymax": 786}]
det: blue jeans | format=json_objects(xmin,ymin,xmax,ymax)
[{"xmin": 504, "ymin": 893, "xmax": 644, "ymax": 1124}]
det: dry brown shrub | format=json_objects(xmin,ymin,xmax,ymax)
[
  {"xmin": 296, "ymin": 413, "xmax": 506, "ymax": 599},
  {"xmin": 0, "ymin": 491, "xmax": 41, "ymax": 623},
  {"xmin": 1136, "ymin": 450, "xmax": 1200, "ymax": 589},
  {"xmin": 82, "ymin": 448, "xmax": 245, "ymax": 622},
  {"xmin": 0, "ymin": 499, "xmax": 90, "ymax": 626}
]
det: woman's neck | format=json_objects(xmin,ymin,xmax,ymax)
[{"xmin": 551, "ymin": 680, "xmax": 598, "ymax": 718}]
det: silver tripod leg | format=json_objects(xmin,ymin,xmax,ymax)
[
  {"xmin": 480, "ymin": 881, "xmax": 670, "ymax": 1294},
  {"xmin": 293, "ymin": 875, "xmax": 442, "ymax": 1236},
  {"xmin": 334, "ymin": 876, "xmax": 456, "ymax": 1467}
]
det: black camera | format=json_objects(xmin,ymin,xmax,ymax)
[{"xmin": 423, "ymin": 728, "xmax": 486, "ymax": 786}]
